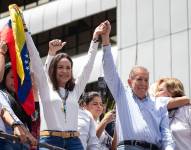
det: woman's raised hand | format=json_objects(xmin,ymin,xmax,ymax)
[
  {"xmin": 92, "ymin": 21, "xmax": 108, "ymax": 41},
  {"xmin": 48, "ymin": 39, "xmax": 66, "ymax": 56}
]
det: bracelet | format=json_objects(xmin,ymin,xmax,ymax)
[
  {"xmin": 103, "ymin": 44, "xmax": 110, "ymax": 47},
  {"xmin": 11, "ymin": 121, "xmax": 21, "ymax": 129},
  {"xmin": 92, "ymin": 37, "xmax": 99, "ymax": 43}
]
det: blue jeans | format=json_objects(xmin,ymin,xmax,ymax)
[
  {"xmin": 4, "ymin": 124, "xmax": 29, "ymax": 149},
  {"xmin": 0, "ymin": 138, "xmax": 14, "ymax": 150},
  {"xmin": 0, "ymin": 138, "xmax": 29, "ymax": 150},
  {"xmin": 12, "ymin": 142, "xmax": 29, "ymax": 150},
  {"xmin": 39, "ymin": 136, "xmax": 84, "ymax": 150}
]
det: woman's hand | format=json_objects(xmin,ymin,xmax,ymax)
[
  {"xmin": 48, "ymin": 39, "xmax": 66, "ymax": 56},
  {"xmin": 92, "ymin": 21, "xmax": 108, "ymax": 41},
  {"xmin": 102, "ymin": 111, "xmax": 116, "ymax": 125}
]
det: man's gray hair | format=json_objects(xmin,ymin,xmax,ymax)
[{"xmin": 129, "ymin": 66, "xmax": 149, "ymax": 79}]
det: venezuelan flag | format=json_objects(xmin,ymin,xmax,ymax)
[{"xmin": 0, "ymin": 4, "xmax": 35, "ymax": 115}]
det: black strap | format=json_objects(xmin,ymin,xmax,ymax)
[
  {"xmin": 117, "ymin": 140, "xmax": 159, "ymax": 150},
  {"xmin": 0, "ymin": 132, "xmax": 65, "ymax": 150},
  {"xmin": 58, "ymin": 89, "xmax": 69, "ymax": 107},
  {"xmin": 58, "ymin": 89, "xmax": 69, "ymax": 121}
]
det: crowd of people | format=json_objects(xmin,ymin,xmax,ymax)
[{"xmin": 0, "ymin": 20, "xmax": 191, "ymax": 150}]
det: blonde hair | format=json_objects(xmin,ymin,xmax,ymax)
[{"xmin": 155, "ymin": 77, "xmax": 185, "ymax": 97}]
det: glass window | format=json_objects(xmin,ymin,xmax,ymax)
[{"xmin": 31, "ymin": 8, "xmax": 116, "ymax": 57}]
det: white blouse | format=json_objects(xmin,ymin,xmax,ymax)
[
  {"xmin": 95, "ymin": 120, "xmax": 113, "ymax": 150},
  {"xmin": 170, "ymin": 105, "xmax": 191, "ymax": 150},
  {"xmin": 26, "ymin": 32, "xmax": 98, "ymax": 131},
  {"xmin": 157, "ymin": 97, "xmax": 191, "ymax": 150},
  {"xmin": 78, "ymin": 109, "xmax": 100, "ymax": 150}
]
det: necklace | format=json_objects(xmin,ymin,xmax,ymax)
[{"xmin": 58, "ymin": 90, "xmax": 69, "ymax": 122}]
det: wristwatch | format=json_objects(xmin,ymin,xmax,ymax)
[
  {"xmin": 11, "ymin": 121, "xmax": 21, "ymax": 129},
  {"xmin": 92, "ymin": 37, "xmax": 99, "ymax": 43}
]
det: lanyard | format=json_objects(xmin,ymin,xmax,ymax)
[{"xmin": 58, "ymin": 90, "xmax": 69, "ymax": 122}]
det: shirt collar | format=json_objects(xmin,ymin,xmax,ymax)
[
  {"xmin": 128, "ymin": 88, "xmax": 149, "ymax": 101},
  {"xmin": 58, "ymin": 87, "xmax": 66, "ymax": 97}
]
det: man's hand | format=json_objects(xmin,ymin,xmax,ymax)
[
  {"xmin": 92, "ymin": 21, "xmax": 108, "ymax": 41},
  {"xmin": 48, "ymin": 39, "xmax": 66, "ymax": 56},
  {"xmin": 101, "ymin": 20, "xmax": 111, "ymax": 46},
  {"xmin": 102, "ymin": 20, "xmax": 111, "ymax": 37}
]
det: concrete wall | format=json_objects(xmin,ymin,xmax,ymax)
[{"xmin": 117, "ymin": 0, "xmax": 191, "ymax": 96}]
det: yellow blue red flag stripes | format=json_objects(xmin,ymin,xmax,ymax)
[{"xmin": 0, "ymin": 4, "xmax": 35, "ymax": 115}]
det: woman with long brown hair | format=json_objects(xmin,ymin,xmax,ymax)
[{"xmin": 27, "ymin": 21, "xmax": 108, "ymax": 149}]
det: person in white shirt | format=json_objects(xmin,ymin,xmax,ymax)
[
  {"xmin": 102, "ymin": 20, "xmax": 174, "ymax": 150},
  {"xmin": 78, "ymin": 102, "xmax": 100, "ymax": 150},
  {"xmin": 155, "ymin": 77, "xmax": 191, "ymax": 150},
  {"xmin": 26, "ymin": 21, "xmax": 108, "ymax": 149},
  {"xmin": 83, "ymin": 91, "xmax": 115, "ymax": 150}
]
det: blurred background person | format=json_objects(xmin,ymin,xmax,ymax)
[
  {"xmin": 83, "ymin": 91, "xmax": 115, "ymax": 150},
  {"xmin": 0, "ymin": 40, "xmax": 36, "ymax": 149},
  {"xmin": 78, "ymin": 98, "xmax": 100, "ymax": 150},
  {"xmin": 0, "ymin": 89, "xmax": 37, "ymax": 149},
  {"xmin": 1, "ymin": 63, "xmax": 32, "ymax": 132}
]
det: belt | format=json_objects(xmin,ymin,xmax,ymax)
[
  {"xmin": 117, "ymin": 140, "xmax": 159, "ymax": 150},
  {"xmin": 40, "ymin": 130, "xmax": 80, "ymax": 138}
]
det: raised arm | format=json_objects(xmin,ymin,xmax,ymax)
[
  {"xmin": 44, "ymin": 39, "xmax": 66, "ymax": 73},
  {"xmin": 1, "ymin": 108, "xmax": 26, "ymax": 143},
  {"xmin": 102, "ymin": 21, "xmax": 126, "ymax": 102},
  {"xmin": 74, "ymin": 22, "xmax": 107, "ymax": 96},
  {"xmin": 26, "ymin": 32, "xmax": 50, "ymax": 103},
  {"xmin": 96, "ymin": 111, "xmax": 115, "ymax": 138}
]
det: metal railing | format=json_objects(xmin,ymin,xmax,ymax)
[{"xmin": 0, "ymin": 132, "xmax": 65, "ymax": 150}]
